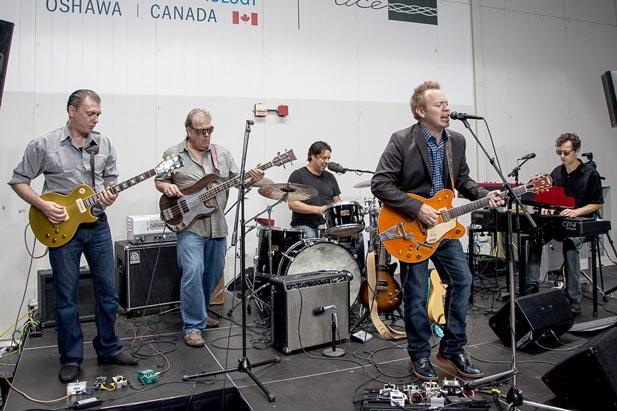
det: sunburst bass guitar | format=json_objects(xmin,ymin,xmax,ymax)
[
  {"xmin": 29, "ymin": 156, "xmax": 184, "ymax": 248},
  {"xmin": 160, "ymin": 150, "xmax": 296, "ymax": 232},
  {"xmin": 378, "ymin": 174, "xmax": 552, "ymax": 263}
]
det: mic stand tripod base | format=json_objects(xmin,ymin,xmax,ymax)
[
  {"xmin": 182, "ymin": 356, "xmax": 281, "ymax": 403},
  {"xmin": 322, "ymin": 347, "xmax": 346, "ymax": 358}
]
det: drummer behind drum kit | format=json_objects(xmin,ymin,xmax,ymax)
[{"xmin": 248, "ymin": 181, "xmax": 370, "ymax": 312}]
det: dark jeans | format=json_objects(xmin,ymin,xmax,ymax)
[
  {"xmin": 527, "ymin": 237, "xmax": 585, "ymax": 303},
  {"xmin": 400, "ymin": 239, "xmax": 472, "ymax": 360},
  {"xmin": 48, "ymin": 214, "xmax": 122, "ymax": 366}
]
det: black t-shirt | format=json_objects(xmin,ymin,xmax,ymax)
[
  {"xmin": 288, "ymin": 166, "xmax": 341, "ymax": 228},
  {"xmin": 551, "ymin": 160, "xmax": 603, "ymax": 210}
]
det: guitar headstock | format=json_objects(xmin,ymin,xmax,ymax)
[
  {"xmin": 155, "ymin": 155, "xmax": 184, "ymax": 175},
  {"xmin": 272, "ymin": 149, "xmax": 297, "ymax": 167},
  {"xmin": 526, "ymin": 173, "xmax": 553, "ymax": 193}
]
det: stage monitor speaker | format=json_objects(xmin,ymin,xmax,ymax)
[
  {"xmin": 542, "ymin": 327, "xmax": 617, "ymax": 410},
  {"xmin": 270, "ymin": 270, "xmax": 351, "ymax": 354},
  {"xmin": 602, "ymin": 70, "xmax": 617, "ymax": 128},
  {"xmin": 488, "ymin": 289, "xmax": 574, "ymax": 350},
  {"xmin": 114, "ymin": 240, "xmax": 182, "ymax": 314},
  {"xmin": 37, "ymin": 266, "xmax": 96, "ymax": 327},
  {"xmin": 0, "ymin": 20, "xmax": 14, "ymax": 108}
]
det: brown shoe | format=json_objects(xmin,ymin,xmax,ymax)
[
  {"xmin": 207, "ymin": 317, "xmax": 220, "ymax": 328},
  {"xmin": 184, "ymin": 331, "xmax": 205, "ymax": 347}
]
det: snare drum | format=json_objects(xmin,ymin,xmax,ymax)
[
  {"xmin": 323, "ymin": 201, "xmax": 365, "ymax": 237},
  {"xmin": 254, "ymin": 227, "xmax": 304, "ymax": 275},
  {"xmin": 278, "ymin": 239, "xmax": 361, "ymax": 306}
]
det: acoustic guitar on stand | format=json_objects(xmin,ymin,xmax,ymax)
[
  {"xmin": 378, "ymin": 174, "xmax": 552, "ymax": 263},
  {"xmin": 29, "ymin": 156, "xmax": 184, "ymax": 248},
  {"xmin": 160, "ymin": 150, "xmax": 296, "ymax": 232}
]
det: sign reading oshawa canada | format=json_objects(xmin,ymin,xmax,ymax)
[{"xmin": 44, "ymin": 0, "xmax": 258, "ymax": 21}]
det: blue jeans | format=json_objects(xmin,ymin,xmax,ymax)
[
  {"xmin": 48, "ymin": 214, "xmax": 122, "ymax": 366},
  {"xmin": 292, "ymin": 225, "xmax": 319, "ymax": 239},
  {"xmin": 399, "ymin": 239, "xmax": 472, "ymax": 360},
  {"xmin": 176, "ymin": 232, "xmax": 226, "ymax": 334},
  {"xmin": 527, "ymin": 237, "xmax": 585, "ymax": 303}
]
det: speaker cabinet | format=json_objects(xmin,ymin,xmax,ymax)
[
  {"xmin": 0, "ymin": 20, "xmax": 14, "ymax": 108},
  {"xmin": 270, "ymin": 270, "xmax": 350, "ymax": 354},
  {"xmin": 602, "ymin": 70, "xmax": 617, "ymax": 128},
  {"xmin": 114, "ymin": 240, "xmax": 182, "ymax": 313},
  {"xmin": 543, "ymin": 327, "xmax": 617, "ymax": 409},
  {"xmin": 37, "ymin": 266, "xmax": 96, "ymax": 327},
  {"xmin": 489, "ymin": 290, "xmax": 574, "ymax": 349}
]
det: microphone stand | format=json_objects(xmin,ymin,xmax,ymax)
[
  {"xmin": 183, "ymin": 120, "xmax": 280, "ymax": 403},
  {"xmin": 345, "ymin": 167, "xmax": 374, "ymax": 174},
  {"xmin": 458, "ymin": 118, "xmax": 540, "ymax": 410}
]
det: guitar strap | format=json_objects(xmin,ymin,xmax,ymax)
[
  {"xmin": 86, "ymin": 133, "xmax": 103, "ymax": 216},
  {"xmin": 366, "ymin": 252, "xmax": 406, "ymax": 340},
  {"xmin": 445, "ymin": 138, "xmax": 455, "ymax": 191}
]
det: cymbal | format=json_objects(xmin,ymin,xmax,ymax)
[
  {"xmin": 353, "ymin": 180, "xmax": 371, "ymax": 188},
  {"xmin": 258, "ymin": 183, "xmax": 318, "ymax": 202},
  {"xmin": 252, "ymin": 177, "xmax": 274, "ymax": 187}
]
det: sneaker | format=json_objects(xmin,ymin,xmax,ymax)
[
  {"xmin": 525, "ymin": 283, "xmax": 539, "ymax": 295},
  {"xmin": 184, "ymin": 331, "xmax": 205, "ymax": 347},
  {"xmin": 570, "ymin": 302, "xmax": 582, "ymax": 315},
  {"xmin": 207, "ymin": 317, "xmax": 220, "ymax": 328}
]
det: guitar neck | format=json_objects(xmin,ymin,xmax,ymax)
[
  {"xmin": 199, "ymin": 161, "xmax": 275, "ymax": 202},
  {"xmin": 444, "ymin": 184, "xmax": 529, "ymax": 221},
  {"xmin": 82, "ymin": 168, "xmax": 159, "ymax": 209}
]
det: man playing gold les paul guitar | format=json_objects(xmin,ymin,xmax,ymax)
[
  {"xmin": 9, "ymin": 89, "xmax": 138, "ymax": 383},
  {"xmin": 371, "ymin": 81, "xmax": 504, "ymax": 382}
]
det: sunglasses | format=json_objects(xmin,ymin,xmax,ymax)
[
  {"xmin": 555, "ymin": 149, "xmax": 574, "ymax": 156},
  {"xmin": 189, "ymin": 125, "xmax": 214, "ymax": 135}
]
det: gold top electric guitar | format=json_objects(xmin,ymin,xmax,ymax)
[{"xmin": 29, "ymin": 156, "xmax": 183, "ymax": 248}]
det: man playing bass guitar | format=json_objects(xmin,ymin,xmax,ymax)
[
  {"xmin": 155, "ymin": 108, "xmax": 264, "ymax": 348},
  {"xmin": 371, "ymin": 81, "xmax": 504, "ymax": 382}
]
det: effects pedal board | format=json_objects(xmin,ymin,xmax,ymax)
[{"xmin": 360, "ymin": 382, "xmax": 489, "ymax": 411}]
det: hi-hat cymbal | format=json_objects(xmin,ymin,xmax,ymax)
[
  {"xmin": 353, "ymin": 180, "xmax": 371, "ymax": 188},
  {"xmin": 258, "ymin": 183, "xmax": 318, "ymax": 202},
  {"xmin": 252, "ymin": 177, "xmax": 274, "ymax": 187}
]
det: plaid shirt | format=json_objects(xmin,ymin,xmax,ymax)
[{"xmin": 420, "ymin": 124, "xmax": 450, "ymax": 197}]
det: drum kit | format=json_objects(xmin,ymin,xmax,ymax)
[{"xmin": 240, "ymin": 180, "xmax": 379, "ymax": 316}]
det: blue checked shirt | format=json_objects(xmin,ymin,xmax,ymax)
[{"xmin": 420, "ymin": 124, "xmax": 450, "ymax": 197}]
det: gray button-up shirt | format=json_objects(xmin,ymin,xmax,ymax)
[
  {"xmin": 156, "ymin": 140, "xmax": 239, "ymax": 238},
  {"xmin": 8, "ymin": 124, "xmax": 119, "ymax": 194}
]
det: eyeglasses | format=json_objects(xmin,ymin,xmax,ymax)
[
  {"xmin": 555, "ymin": 149, "xmax": 574, "ymax": 156},
  {"xmin": 189, "ymin": 125, "xmax": 214, "ymax": 135}
]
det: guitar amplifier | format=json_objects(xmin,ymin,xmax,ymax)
[
  {"xmin": 114, "ymin": 240, "xmax": 182, "ymax": 313},
  {"xmin": 37, "ymin": 266, "xmax": 96, "ymax": 327},
  {"xmin": 270, "ymin": 270, "xmax": 351, "ymax": 354}
]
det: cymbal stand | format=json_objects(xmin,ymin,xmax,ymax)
[
  {"xmin": 227, "ymin": 198, "xmax": 285, "ymax": 317},
  {"xmin": 183, "ymin": 120, "xmax": 279, "ymax": 403}
]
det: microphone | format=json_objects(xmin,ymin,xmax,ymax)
[
  {"xmin": 450, "ymin": 111, "xmax": 484, "ymax": 121},
  {"xmin": 246, "ymin": 119, "xmax": 254, "ymax": 125},
  {"xmin": 518, "ymin": 153, "xmax": 536, "ymax": 161},
  {"xmin": 313, "ymin": 305, "xmax": 336, "ymax": 315},
  {"xmin": 327, "ymin": 162, "xmax": 346, "ymax": 174}
]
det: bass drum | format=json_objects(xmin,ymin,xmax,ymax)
[{"xmin": 279, "ymin": 239, "xmax": 361, "ymax": 306}]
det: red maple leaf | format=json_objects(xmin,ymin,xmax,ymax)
[{"xmin": 240, "ymin": 13, "xmax": 250, "ymax": 23}]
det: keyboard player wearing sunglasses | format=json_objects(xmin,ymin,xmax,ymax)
[{"xmin": 526, "ymin": 132, "xmax": 604, "ymax": 315}]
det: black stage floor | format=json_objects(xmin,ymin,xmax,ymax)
[{"xmin": 3, "ymin": 264, "xmax": 617, "ymax": 411}]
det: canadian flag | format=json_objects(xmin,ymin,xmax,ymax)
[{"xmin": 232, "ymin": 11, "xmax": 258, "ymax": 26}]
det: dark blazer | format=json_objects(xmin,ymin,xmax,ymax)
[{"xmin": 371, "ymin": 123, "xmax": 489, "ymax": 220}]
